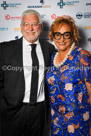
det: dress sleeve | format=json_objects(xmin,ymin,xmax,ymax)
[{"xmin": 79, "ymin": 50, "xmax": 91, "ymax": 83}]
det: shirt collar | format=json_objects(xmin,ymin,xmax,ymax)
[{"xmin": 23, "ymin": 37, "xmax": 39, "ymax": 46}]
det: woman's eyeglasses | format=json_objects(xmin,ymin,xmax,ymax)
[{"xmin": 53, "ymin": 32, "xmax": 72, "ymax": 40}]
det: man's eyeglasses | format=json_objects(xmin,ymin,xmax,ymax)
[
  {"xmin": 53, "ymin": 32, "xmax": 72, "ymax": 40},
  {"xmin": 22, "ymin": 22, "xmax": 41, "ymax": 28}
]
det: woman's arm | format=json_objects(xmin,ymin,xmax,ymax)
[
  {"xmin": 85, "ymin": 81, "xmax": 91, "ymax": 105},
  {"xmin": 85, "ymin": 81, "xmax": 91, "ymax": 136}
]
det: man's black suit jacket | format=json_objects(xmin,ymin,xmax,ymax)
[{"xmin": 0, "ymin": 37, "xmax": 56, "ymax": 125}]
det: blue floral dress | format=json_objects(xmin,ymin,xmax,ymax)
[{"xmin": 46, "ymin": 46, "xmax": 91, "ymax": 136}]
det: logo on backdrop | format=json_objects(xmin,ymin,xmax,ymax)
[
  {"xmin": 51, "ymin": 14, "xmax": 62, "ymax": 20},
  {"xmin": 57, "ymin": 0, "xmax": 65, "ymax": 8},
  {"xmin": 5, "ymin": 14, "xmax": 21, "ymax": 21},
  {"xmin": 57, "ymin": 0, "xmax": 79, "ymax": 9},
  {"xmin": 40, "ymin": 0, "xmax": 44, "ymax": 4},
  {"xmin": 86, "ymin": 3, "xmax": 91, "ymax": 6},
  {"xmin": 1, "ymin": 1, "xmax": 8, "ymax": 10},
  {"xmin": 76, "ymin": 12, "xmax": 91, "ymax": 19},
  {"xmin": 40, "ymin": 14, "xmax": 46, "ymax": 18},
  {"xmin": 84, "ymin": 26, "xmax": 91, "ymax": 30},
  {"xmin": 1, "ymin": 1, "xmax": 21, "ymax": 10},
  {"xmin": 29, "ymin": 0, "xmax": 44, "ymax": 4},
  {"xmin": 27, "ymin": 0, "xmax": 51, "ymax": 8},
  {"xmin": 14, "ymin": 28, "xmax": 21, "ymax": 31},
  {"xmin": 88, "ymin": 38, "xmax": 91, "ymax": 43},
  {"xmin": 43, "ymin": 27, "xmax": 50, "ymax": 31},
  {"xmin": 15, "ymin": 36, "xmax": 19, "ymax": 40},
  {"xmin": 0, "ymin": 27, "xmax": 8, "ymax": 31},
  {"xmin": 76, "ymin": 12, "xmax": 83, "ymax": 19}
]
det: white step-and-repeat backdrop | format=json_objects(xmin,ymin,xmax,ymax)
[{"xmin": 0, "ymin": 0, "xmax": 91, "ymax": 53}]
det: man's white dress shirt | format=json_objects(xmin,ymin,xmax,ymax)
[{"xmin": 22, "ymin": 38, "xmax": 45, "ymax": 103}]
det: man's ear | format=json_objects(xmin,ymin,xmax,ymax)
[{"xmin": 40, "ymin": 24, "xmax": 43, "ymax": 32}]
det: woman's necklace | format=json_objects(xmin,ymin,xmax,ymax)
[{"xmin": 53, "ymin": 42, "xmax": 75, "ymax": 68}]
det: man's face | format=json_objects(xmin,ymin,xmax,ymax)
[{"xmin": 20, "ymin": 14, "xmax": 43, "ymax": 43}]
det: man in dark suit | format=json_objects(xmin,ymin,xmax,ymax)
[{"xmin": 0, "ymin": 9, "xmax": 56, "ymax": 136}]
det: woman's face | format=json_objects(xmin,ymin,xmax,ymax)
[{"xmin": 53, "ymin": 24, "xmax": 73, "ymax": 52}]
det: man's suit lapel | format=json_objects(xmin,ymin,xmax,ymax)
[
  {"xmin": 15, "ymin": 37, "xmax": 25, "ymax": 85},
  {"xmin": 39, "ymin": 40, "xmax": 48, "ymax": 68},
  {"xmin": 15, "ymin": 37, "xmax": 23, "ymax": 67}
]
